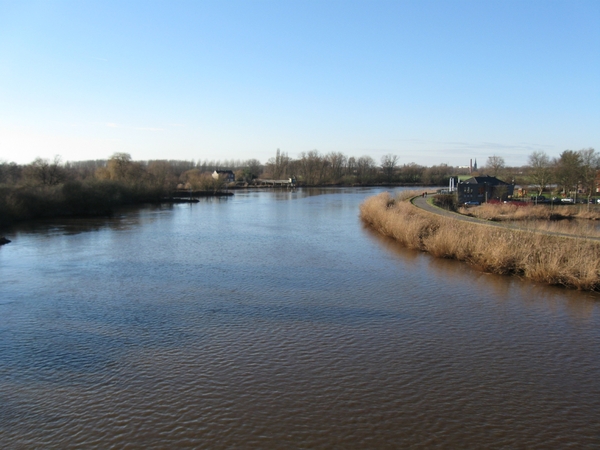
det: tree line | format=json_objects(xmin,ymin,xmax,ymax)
[
  {"xmin": 1, "ymin": 147, "xmax": 597, "ymax": 226},
  {"xmin": 263, "ymin": 149, "xmax": 463, "ymax": 185},
  {"xmin": 2, "ymin": 148, "xmax": 597, "ymax": 192},
  {"xmin": 482, "ymin": 149, "xmax": 599, "ymax": 202},
  {"xmin": 0, "ymin": 150, "xmax": 470, "ymax": 190}
]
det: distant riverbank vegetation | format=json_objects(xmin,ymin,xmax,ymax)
[
  {"xmin": 360, "ymin": 192, "xmax": 600, "ymax": 291},
  {"xmin": 0, "ymin": 150, "xmax": 463, "ymax": 227},
  {"xmin": 1, "ymin": 147, "xmax": 598, "ymax": 228}
]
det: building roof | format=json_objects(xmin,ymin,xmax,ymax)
[{"xmin": 460, "ymin": 175, "xmax": 510, "ymax": 185}]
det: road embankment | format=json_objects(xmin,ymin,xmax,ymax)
[{"xmin": 360, "ymin": 192, "xmax": 600, "ymax": 291}]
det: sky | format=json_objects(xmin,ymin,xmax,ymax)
[{"xmin": 0, "ymin": 0, "xmax": 598, "ymax": 167}]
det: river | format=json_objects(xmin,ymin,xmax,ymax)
[{"xmin": 1, "ymin": 187, "xmax": 599, "ymax": 448}]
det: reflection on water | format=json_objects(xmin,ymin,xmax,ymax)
[
  {"xmin": 7, "ymin": 203, "xmax": 176, "ymax": 237},
  {"xmin": 1, "ymin": 187, "xmax": 600, "ymax": 448},
  {"xmin": 367, "ymin": 222, "xmax": 600, "ymax": 317}
]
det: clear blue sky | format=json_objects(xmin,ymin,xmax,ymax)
[{"xmin": 1, "ymin": 0, "xmax": 598, "ymax": 167}]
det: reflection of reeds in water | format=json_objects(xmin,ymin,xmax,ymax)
[{"xmin": 360, "ymin": 192, "xmax": 600, "ymax": 291}]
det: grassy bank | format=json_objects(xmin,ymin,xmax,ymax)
[{"xmin": 360, "ymin": 192, "xmax": 600, "ymax": 291}]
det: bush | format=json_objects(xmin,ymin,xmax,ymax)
[{"xmin": 433, "ymin": 194, "xmax": 457, "ymax": 211}]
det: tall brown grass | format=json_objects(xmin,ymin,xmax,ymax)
[
  {"xmin": 459, "ymin": 203, "xmax": 600, "ymax": 221},
  {"xmin": 360, "ymin": 192, "xmax": 600, "ymax": 291},
  {"xmin": 456, "ymin": 202, "xmax": 600, "ymax": 239},
  {"xmin": 515, "ymin": 220, "xmax": 600, "ymax": 239}
]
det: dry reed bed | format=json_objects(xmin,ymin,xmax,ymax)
[
  {"xmin": 458, "ymin": 202, "xmax": 600, "ymax": 239},
  {"xmin": 516, "ymin": 220, "xmax": 600, "ymax": 239},
  {"xmin": 458, "ymin": 203, "xmax": 600, "ymax": 221},
  {"xmin": 360, "ymin": 192, "xmax": 600, "ymax": 291}
]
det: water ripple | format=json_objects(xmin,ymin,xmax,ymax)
[{"xmin": 1, "ymin": 189, "xmax": 600, "ymax": 448}]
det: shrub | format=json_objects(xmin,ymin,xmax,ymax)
[{"xmin": 433, "ymin": 194, "xmax": 457, "ymax": 211}]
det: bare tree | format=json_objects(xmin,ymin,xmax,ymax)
[
  {"xmin": 346, "ymin": 156, "xmax": 357, "ymax": 177},
  {"xmin": 297, "ymin": 150, "xmax": 328, "ymax": 185},
  {"xmin": 326, "ymin": 152, "xmax": 347, "ymax": 182},
  {"xmin": 356, "ymin": 156, "xmax": 376, "ymax": 183},
  {"xmin": 95, "ymin": 153, "xmax": 147, "ymax": 185},
  {"xmin": 486, "ymin": 155, "xmax": 505, "ymax": 177},
  {"xmin": 527, "ymin": 151, "xmax": 552, "ymax": 196},
  {"xmin": 244, "ymin": 159, "xmax": 263, "ymax": 179},
  {"xmin": 381, "ymin": 154, "xmax": 399, "ymax": 182},
  {"xmin": 147, "ymin": 160, "xmax": 177, "ymax": 192},
  {"xmin": 23, "ymin": 155, "xmax": 66, "ymax": 186},
  {"xmin": 399, "ymin": 163, "xmax": 424, "ymax": 183},
  {"xmin": 106, "ymin": 153, "xmax": 133, "ymax": 181},
  {"xmin": 266, "ymin": 149, "xmax": 291, "ymax": 179},
  {"xmin": 422, "ymin": 164, "xmax": 452, "ymax": 185},
  {"xmin": 578, "ymin": 147, "xmax": 599, "ymax": 207},
  {"xmin": 0, "ymin": 161, "xmax": 22, "ymax": 185},
  {"xmin": 554, "ymin": 150, "xmax": 582, "ymax": 197}
]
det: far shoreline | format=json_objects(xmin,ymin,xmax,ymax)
[{"xmin": 0, "ymin": 184, "xmax": 433, "ymax": 232}]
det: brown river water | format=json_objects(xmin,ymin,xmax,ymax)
[{"xmin": 1, "ymin": 188, "xmax": 600, "ymax": 448}]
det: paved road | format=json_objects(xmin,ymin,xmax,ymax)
[{"xmin": 411, "ymin": 195, "xmax": 600, "ymax": 242}]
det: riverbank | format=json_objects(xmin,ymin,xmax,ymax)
[
  {"xmin": 360, "ymin": 192, "xmax": 600, "ymax": 291},
  {"xmin": 0, "ymin": 182, "xmax": 234, "ymax": 229},
  {"xmin": 0, "ymin": 182, "xmax": 429, "ymax": 230}
]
